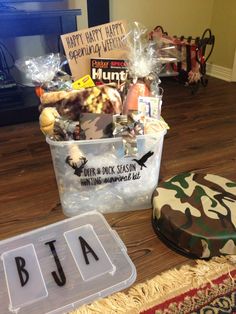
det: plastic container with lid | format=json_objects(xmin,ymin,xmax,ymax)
[{"xmin": 0, "ymin": 211, "xmax": 136, "ymax": 314}]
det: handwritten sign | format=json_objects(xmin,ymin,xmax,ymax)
[{"xmin": 61, "ymin": 20, "xmax": 128, "ymax": 80}]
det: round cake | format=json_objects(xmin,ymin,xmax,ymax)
[{"xmin": 152, "ymin": 172, "xmax": 236, "ymax": 258}]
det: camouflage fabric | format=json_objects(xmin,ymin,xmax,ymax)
[{"xmin": 152, "ymin": 172, "xmax": 236, "ymax": 258}]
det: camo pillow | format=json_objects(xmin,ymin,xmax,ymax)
[{"xmin": 152, "ymin": 172, "xmax": 236, "ymax": 259}]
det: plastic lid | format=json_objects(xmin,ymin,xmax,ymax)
[{"xmin": 0, "ymin": 211, "xmax": 136, "ymax": 313}]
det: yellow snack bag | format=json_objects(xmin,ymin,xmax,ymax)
[{"xmin": 72, "ymin": 75, "xmax": 95, "ymax": 90}]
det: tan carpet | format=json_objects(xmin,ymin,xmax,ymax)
[{"xmin": 70, "ymin": 256, "xmax": 236, "ymax": 314}]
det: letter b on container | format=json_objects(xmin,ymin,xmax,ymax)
[{"xmin": 1, "ymin": 244, "xmax": 48, "ymax": 311}]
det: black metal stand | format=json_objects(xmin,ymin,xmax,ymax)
[{"xmin": 151, "ymin": 26, "xmax": 215, "ymax": 94}]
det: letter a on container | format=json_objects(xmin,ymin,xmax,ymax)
[{"xmin": 64, "ymin": 224, "xmax": 114, "ymax": 281}]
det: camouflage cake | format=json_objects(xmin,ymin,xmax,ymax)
[{"xmin": 152, "ymin": 172, "xmax": 236, "ymax": 258}]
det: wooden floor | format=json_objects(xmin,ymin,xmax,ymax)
[{"xmin": 0, "ymin": 77, "xmax": 236, "ymax": 286}]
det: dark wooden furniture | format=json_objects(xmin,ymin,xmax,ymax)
[
  {"xmin": 0, "ymin": 9, "xmax": 81, "ymax": 126},
  {"xmin": 0, "ymin": 9, "xmax": 81, "ymax": 37},
  {"xmin": 0, "ymin": 77, "xmax": 235, "ymax": 288},
  {"xmin": 0, "ymin": 0, "xmax": 110, "ymax": 126},
  {"xmin": 87, "ymin": 0, "xmax": 109, "ymax": 27}
]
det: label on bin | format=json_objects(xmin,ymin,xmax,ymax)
[
  {"xmin": 65, "ymin": 153, "xmax": 156, "ymax": 185},
  {"xmin": 64, "ymin": 224, "xmax": 114, "ymax": 281},
  {"xmin": 1, "ymin": 244, "xmax": 48, "ymax": 311}
]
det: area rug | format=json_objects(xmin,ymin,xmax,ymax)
[{"xmin": 71, "ymin": 256, "xmax": 236, "ymax": 314}]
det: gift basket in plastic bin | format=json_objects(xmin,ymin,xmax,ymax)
[
  {"xmin": 47, "ymin": 128, "xmax": 166, "ymax": 215},
  {"xmin": 16, "ymin": 22, "xmax": 171, "ymax": 216}
]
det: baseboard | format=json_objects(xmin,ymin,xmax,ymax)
[{"xmin": 206, "ymin": 63, "xmax": 232, "ymax": 82}]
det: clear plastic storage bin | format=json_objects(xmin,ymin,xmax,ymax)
[
  {"xmin": 47, "ymin": 130, "xmax": 166, "ymax": 216},
  {"xmin": 0, "ymin": 211, "xmax": 136, "ymax": 314}
]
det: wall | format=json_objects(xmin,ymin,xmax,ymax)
[
  {"xmin": 210, "ymin": 0, "xmax": 236, "ymax": 69},
  {"xmin": 110, "ymin": 0, "xmax": 236, "ymax": 81},
  {"xmin": 3, "ymin": 0, "xmax": 236, "ymax": 82},
  {"xmin": 69, "ymin": 0, "xmax": 88, "ymax": 29},
  {"xmin": 109, "ymin": 0, "xmax": 214, "ymax": 38}
]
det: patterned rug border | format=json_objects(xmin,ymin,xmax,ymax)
[
  {"xmin": 142, "ymin": 269, "xmax": 236, "ymax": 314},
  {"xmin": 71, "ymin": 256, "xmax": 236, "ymax": 314}
]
